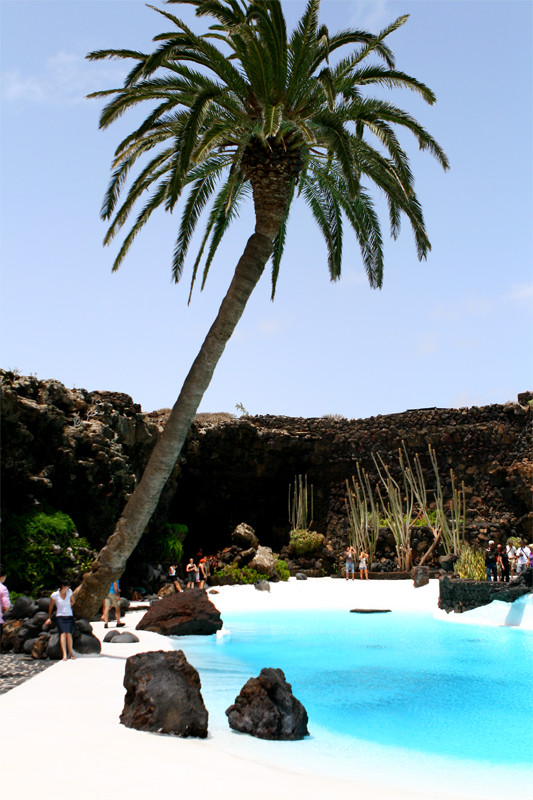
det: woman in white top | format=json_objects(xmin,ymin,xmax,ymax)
[{"xmin": 45, "ymin": 580, "xmax": 75, "ymax": 660}]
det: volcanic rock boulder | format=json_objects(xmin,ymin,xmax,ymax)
[
  {"xmin": 120, "ymin": 650, "xmax": 208, "ymax": 737},
  {"xmin": 136, "ymin": 591, "xmax": 222, "ymax": 636},
  {"xmin": 226, "ymin": 667, "xmax": 309, "ymax": 740},
  {"xmin": 411, "ymin": 566, "xmax": 430, "ymax": 588},
  {"xmin": 231, "ymin": 522, "xmax": 259, "ymax": 550},
  {"xmin": 249, "ymin": 546, "xmax": 276, "ymax": 577}
]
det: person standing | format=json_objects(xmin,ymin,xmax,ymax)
[
  {"xmin": 0, "ymin": 565, "xmax": 11, "ymax": 653},
  {"xmin": 506, "ymin": 541, "xmax": 517, "ymax": 578},
  {"xmin": 186, "ymin": 558, "xmax": 197, "ymax": 589},
  {"xmin": 359, "ymin": 549, "xmax": 369, "ymax": 581},
  {"xmin": 45, "ymin": 580, "xmax": 76, "ymax": 660},
  {"xmin": 515, "ymin": 543, "xmax": 529, "ymax": 576},
  {"xmin": 485, "ymin": 541, "xmax": 498, "ymax": 582},
  {"xmin": 497, "ymin": 544, "xmax": 510, "ymax": 583},
  {"xmin": 198, "ymin": 557, "xmax": 208, "ymax": 590},
  {"xmin": 102, "ymin": 580, "xmax": 126, "ymax": 628},
  {"xmin": 345, "ymin": 546, "xmax": 355, "ymax": 580}
]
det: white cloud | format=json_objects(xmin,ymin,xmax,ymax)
[
  {"xmin": 348, "ymin": 1, "xmax": 393, "ymax": 33},
  {"xmin": 506, "ymin": 282, "xmax": 533, "ymax": 304},
  {"xmin": 2, "ymin": 51, "xmax": 126, "ymax": 105},
  {"xmin": 416, "ymin": 335, "xmax": 439, "ymax": 356}
]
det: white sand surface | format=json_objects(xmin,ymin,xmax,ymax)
[{"xmin": 1, "ymin": 579, "xmax": 530, "ymax": 800}]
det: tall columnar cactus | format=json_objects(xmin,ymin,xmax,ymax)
[
  {"xmin": 345, "ymin": 462, "xmax": 380, "ymax": 566},
  {"xmin": 373, "ymin": 450, "xmax": 415, "ymax": 571},
  {"xmin": 288, "ymin": 474, "xmax": 314, "ymax": 532}
]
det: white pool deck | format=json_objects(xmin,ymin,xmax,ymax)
[{"xmin": 1, "ymin": 578, "xmax": 531, "ymax": 800}]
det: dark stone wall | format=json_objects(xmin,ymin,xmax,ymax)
[
  {"xmin": 1, "ymin": 370, "xmax": 531, "ymax": 567},
  {"xmin": 438, "ymin": 573, "xmax": 532, "ymax": 613}
]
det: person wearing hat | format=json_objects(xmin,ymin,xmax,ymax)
[{"xmin": 485, "ymin": 541, "xmax": 497, "ymax": 582}]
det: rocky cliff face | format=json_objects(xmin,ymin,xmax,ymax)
[{"xmin": 1, "ymin": 370, "xmax": 531, "ymax": 566}]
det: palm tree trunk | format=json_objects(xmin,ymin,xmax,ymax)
[{"xmin": 73, "ymin": 228, "xmax": 277, "ymax": 618}]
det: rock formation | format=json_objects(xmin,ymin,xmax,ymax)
[
  {"xmin": 135, "ymin": 590, "xmax": 222, "ymax": 636},
  {"xmin": 0, "ymin": 595, "xmax": 101, "ymax": 658},
  {"xmin": 226, "ymin": 667, "xmax": 309, "ymax": 740},
  {"xmin": 120, "ymin": 650, "xmax": 208, "ymax": 737},
  {"xmin": 1, "ymin": 370, "xmax": 531, "ymax": 576}
]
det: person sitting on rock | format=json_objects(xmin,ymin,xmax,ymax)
[
  {"xmin": 102, "ymin": 580, "xmax": 126, "ymax": 628},
  {"xmin": 168, "ymin": 564, "xmax": 183, "ymax": 593}
]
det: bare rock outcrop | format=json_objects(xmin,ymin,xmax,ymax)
[
  {"xmin": 135, "ymin": 591, "xmax": 222, "ymax": 636},
  {"xmin": 226, "ymin": 667, "xmax": 309, "ymax": 740},
  {"xmin": 120, "ymin": 650, "xmax": 208, "ymax": 737}
]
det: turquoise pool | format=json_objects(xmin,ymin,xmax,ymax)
[{"xmin": 173, "ymin": 609, "xmax": 533, "ymax": 795}]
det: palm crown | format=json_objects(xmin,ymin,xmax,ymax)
[{"xmin": 89, "ymin": 0, "xmax": 448, "ymax": 299}]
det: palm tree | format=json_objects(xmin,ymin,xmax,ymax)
[{"xmin": 73, "ymin": 0, "xmax": 448, "ymax": 617}]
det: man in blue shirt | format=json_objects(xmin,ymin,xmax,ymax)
[{"xmin": 102, "ymin": 580, "xmax": 126, "ymax": 628}]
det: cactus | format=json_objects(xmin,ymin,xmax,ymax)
[{"xmin": 288, "ymin": 474, "xmax": 314, "ymax": 531}]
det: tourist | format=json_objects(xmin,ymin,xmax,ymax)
[
  {"xmin": 198, "ymin": 557, "xmax": 208, "ymax": 589},
  {"xmin": 506, "ymin": 540, "xmax": 517, "ymax": 577},
  {"xmin": 497, "ymin": 544, "xmax": 510, "ymax": 583},
  {"xmin": 484, "ymin": 541, "xmax": 498, "ymax": 582},
  {"xmin": 186, "ymin": 558, "xmax": 197, "ymax": 589},
  {"xmin": 168, "ymin": 564, "xmax": 183, "ymax": 593},
  {"xmin": 0, "ymin": 564, "xmax": 11, "ymax": 653},
  {"xmin": 102, "ymin": 580, "xmax": 126, "ymax": 628},
  {"xmin": 345, "ymin": 546, "xmax": 355, "ymax": 580},
  {"xmin": 515, "ymin": 542, "xmax": 529, "ymax": 576},
  {"xmin": 359, "ymin": 549, "xmax": 369, "ymax": 581},
  {"xmin": 45, "ymin": 580, "xmax": 76, "ymax": 660}
]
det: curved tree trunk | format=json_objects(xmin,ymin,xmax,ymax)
[{"xmin": 73, "ymin": 175, "xmax": 291, "ymax": 618}]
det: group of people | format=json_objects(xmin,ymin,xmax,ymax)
[
  {"xmin": 345, "ymin": 546, "xmax": 369, "ymax": 580},
  {"xmin": 184, "ymin": 556, "xmax": 208, "ymax": 590},
  {"xmin": 485, "ymin": 539, "xmax": 533, "ymax": 582}
]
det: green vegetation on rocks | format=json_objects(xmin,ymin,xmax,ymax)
[
  {"xmin": 289, "ymin": 529, "xmax": 325, "ymax": 556},
  {"xmin": 453, "ymin": 546, "xmax": 486, "ymax": 581},
  {"xmin": 2, "ymin": 509, "xmax": 95, "ymax": 594}
]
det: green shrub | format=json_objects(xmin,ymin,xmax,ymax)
[
  {"xmin": 453, "ymin": 546, "xmax": 486, "ymax": 581},
  {"xmin": 274, "ymin": 559, "xmax": 290, "ymax": 581},
  {"xmin": 2, "ymin": 509, "xmax": 95, "ymax": 594},
  {"xmin": 212, "ymin": 563, "xmax": 270, "ymax": 585},
  {"xmin": 289, "ymin": 529, "xmax": 325, "ymax": 556},
  {"xmin": 157, "ymin": 522, "xmax": 188, "ymax": 563}
]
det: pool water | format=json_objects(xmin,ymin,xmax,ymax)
[{"xmin": 173, "ymin": 609, "xmax": 533, "ymax": 793}]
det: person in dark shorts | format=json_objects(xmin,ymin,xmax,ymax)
[{"xmin": 45, "ymin": 580, "xmax": 76, "ymax": 660}]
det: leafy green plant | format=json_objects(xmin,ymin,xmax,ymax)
[
  {"xmin": 289, "ymin": 529, "xmax": 325, "ymax": 556},
  {"xmin": 157, "ymin": 522, "xmax": 188, "ymax": 563},
  {"xmin": 453, "ymin": 546, "xmax": 486, "ymax": 581},
  {"xmin": 212, "ymin": 563, "xmax": 270, "ymax": 585},
  {"xmin": 274, "ymin": 559, "xmax": 290, "ymax": 581},
  {"xmin": 2, "ymin": 509, "xmax": 95, "ymax": 594}
]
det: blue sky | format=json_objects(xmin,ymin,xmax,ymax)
[{"xmin": 1, "ymin": 0, "xmax": 532, "ymax": 418}]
